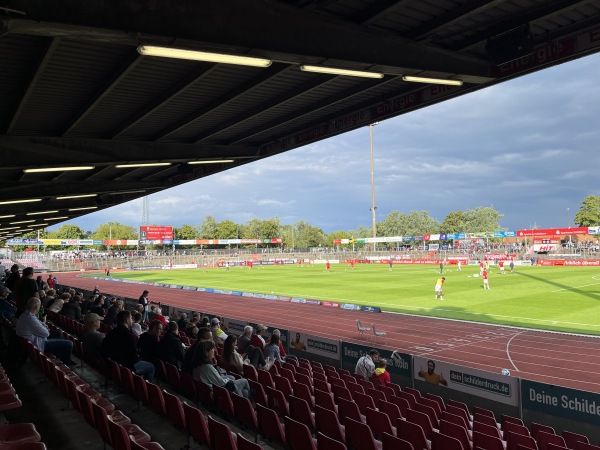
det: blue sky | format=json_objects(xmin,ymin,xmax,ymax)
[{"xmin": 65, "ymin": 53, "xmax": 600, "ymax": 235}]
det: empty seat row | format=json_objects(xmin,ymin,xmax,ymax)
[{"xmin": 19, "ymin": 337, "xmax": 166, "ymax": 450}]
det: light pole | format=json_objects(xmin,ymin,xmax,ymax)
[
  {"xmin": 108, "ymin": 222, "xmax": 112, "ymax": 251},
  {"xmin": 369, "ymin": 122, "xmax": 379, "ymax": 240},
  {"xmin": 566, "ymin": 207, "xmax": 572, "ymax": 247}
]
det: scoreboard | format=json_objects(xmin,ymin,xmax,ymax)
[{"xmin": 140, "ymin": 226, "xmax": 174, "ymax": 241}]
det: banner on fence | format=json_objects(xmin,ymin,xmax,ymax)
[
  {"xmin": 413, "ymin": 356, "xmax": 518, "ymax": 405},
  {"xmin": 341, "ymin": 341, "xmax": 412, "ymax": 378},
  {"xmin": 521, "ymin": 379, "xmax": 600, "ymax": 426},
  {"xmin": 289, "ymin": 331, "xmax": 340, "ymax": 359},
  {"xmin": 224, "ymin": 318, "xmax": 249, "ymax": 337}
]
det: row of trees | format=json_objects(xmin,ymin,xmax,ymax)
[
  {"xmin": 8, "ymin": 207, "xmax": 505, "ymax": 251},
  {"xmin": 574, "ymin": 195, "xmax": 600, "ymax": 228},
  {"xmin": 7, "ymin": 195, "xmax": 600, "ymax": 251}
]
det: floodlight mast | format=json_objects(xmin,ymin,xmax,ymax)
[
  {"xmin": 369, "ymin": 122, "xmax": 379, "ymax": 240},
  {"xmin": 567, "ymin": 207, "xmax": 572, "ymax": 246}
]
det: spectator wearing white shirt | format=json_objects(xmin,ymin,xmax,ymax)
[{"xmin": 355, "ymin": 349, "xmax": 379, "ymax": 380}]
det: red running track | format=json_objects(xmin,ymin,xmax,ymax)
[{"xmin": 60, "ymin": 272, "xmax": 600, "ymax": 394}]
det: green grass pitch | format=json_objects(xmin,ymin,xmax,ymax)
[{"xmin": 93, "ymin": 263, "xmax": 600, "ymax": 335}]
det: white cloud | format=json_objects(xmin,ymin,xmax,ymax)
[{"xmin": 254, "ymin": 199, "xmax": 296, "ymax": 207}]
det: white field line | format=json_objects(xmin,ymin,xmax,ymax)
[{"xmin": 551, "ymin": 282, "xmax": 600, "ymax": 292}]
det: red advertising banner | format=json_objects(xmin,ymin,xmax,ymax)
[
  {"xmin": 538, "ymin": 260, "xmax": 600, "ymax": 266},
  {"xmin": 140, "ymin": 226, "xmax": 173, "ymax": 240},
  {"xmin": 321, "ymin": 302, "xmax": 340, "ymax": 308},
  {"xmin": 382, "ymin": 260, "xmax": 441, "ymax": 265},
  {"xmin": 516, "ymin": 227, "xmax": 588, "ymax": 237},
  {"xmin": 564, "ymin": 260, "xmax": 600, "ymax": 266}
]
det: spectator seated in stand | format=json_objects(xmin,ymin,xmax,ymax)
[
  {"xmin": 102, "ymin": 310, "xmax": 155, "ymax": 380},
  {"xmin": 211, "ymin": 317, "xmax": 228, "ymax": 343},
  {"xmin": 267, "ymin": 328, "xmax": 298, "ymax": 362},
  {"xmin": 48, "ymin": 292, "xmax": 70, "ymax": 314},
  {"xmin": 200, "ymin": 316, "xmax": 211, "ymax": 329},
  {"xmin": 157, "ymin": 321, "xmax": 185, "ymax": 369},
  {"xmin": 35, "ymin": 275, "xmax": 48, "ymax": 292},
  {"xmin": 177, "ymin": 312, "xmax": 188, "ymax": 331},
  {"xmin": 138, "ymin": 320, "xmax": 163, "ymax": 367},
  {"xmin": 104, "ymin": 299, "xmax": 124, "ymax": 326},
  {"xmin": 371, "ymin": 358, "xmax": 391, "ymax": 387},
  {"xmin": 89, "ymin": 296, "xmax": 106, "ymax": 317},
  {"xmin": 150, "ymin": 307, "xmax": 168, "ymax": 327},
  {"xmin": 131, "ymin": 312, "xmax": 143, "ymax": 337},
  {"xmin": 185, "ymin": 314, "xmax": 200, "ymax": 338},
  {"xmin": 16, "ymin": 296, "xmax": 76, "ymax": 365},
  {"xmin": 182, "ymin": 326, "xmax": 213, "ymax": 373},
  {"xmin": 81, "ymin": 312, "xmax": 105, "ymax": 357},
  {"xmin": 60, "ymin": 294, "xmax": 82, "ymax": 321},
  {"xmin": 237, "ymin": 325, "xmax": 253, "ymax": 354},
  {"xmin": 264, "ymin": 333, "xmax": 285, "ymax": 363},
  {"xmin": 249, "ymin": 324, "xmax": 267, "ymax": 352},
  {"xmin": 80, "ymin": 294, "xmax": 95, "ymax": 315},
  {"xmin": 221, "ymin": 334, "xmax": 268, "ymax": 372},
  {"xmin": 0, "ymin": 285, "xmax": 16, "ymax": 319},
  {"xmin": 220, "ymin": 334, "xmax": 245, "ymax": 374},
  {"xmin": 147, "ymin": 305, "xmax": 158, "ymax": 322},
  {"xmin": 193, "ymin": 339, "xmax": 250, "ymax": 399},
  {"xmin": 41, "ymin": 289, "xmax": 56, "ymax": 308}
]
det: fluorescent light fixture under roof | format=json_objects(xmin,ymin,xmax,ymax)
[
  {"xmin": 68, "ymin": 206, "xmax": 98, "ymax": 211},
  {"xmin": 0, "ymin": 214, "xmax": 15, "ymax": 219},
  {"xmin": 27, "ymin": 210, "xmax": 59, "ymax": 216},
  {"xmin": 115, "ymin": 163, "xmax": 172, "ymax": 168},
  {"xmin": 0, "ymin": 198, "xmax": 42, "ymax": 205},
  {"xmin": 137, "ymin": 45, "xmax": 272, "ymax": 68},
  {"xmin": 188, "ymin": 159, "xmax": 235, "ymax": 165},
  {"xmin": 300, "ymin": 65, "xmax": 384, "ymax": 79},
  {"xmin": 10, "ymin": 220, "xmax": 35, "ymax": 224},
  {"xmin": 402, "ymin": 75, "xmax": 463, "ymax": 86},
  {"xmin": 56, "ymin": 194, "xmax": 97, "ymax": 200},
  {"xmin": 43, "ymin": 216, "xmax": 69, "ymax": 221},
  {"xmin": 109, "ymin": 190, "xmax": 147, "ymax": 195},
  {"xmin": 23, "ymin": 166, "xmax": 95, "ymax": 173}
]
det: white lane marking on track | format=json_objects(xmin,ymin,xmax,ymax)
[
  {"xmin": 412, "ymin": 335, "xmax": 508, "ymax": 357},
  {"xmin": 506, "ymin": 331, "xmax": 525, "ymax": 371}
]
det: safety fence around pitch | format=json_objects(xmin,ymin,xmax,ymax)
[{"xmin": 69, "ymin": 282, "xmax": 600, "ymax": 443}]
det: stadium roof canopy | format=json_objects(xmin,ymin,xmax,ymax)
[{"xmin": 1, "ymin": 0, "xmax": 600, "ymax": 237}]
